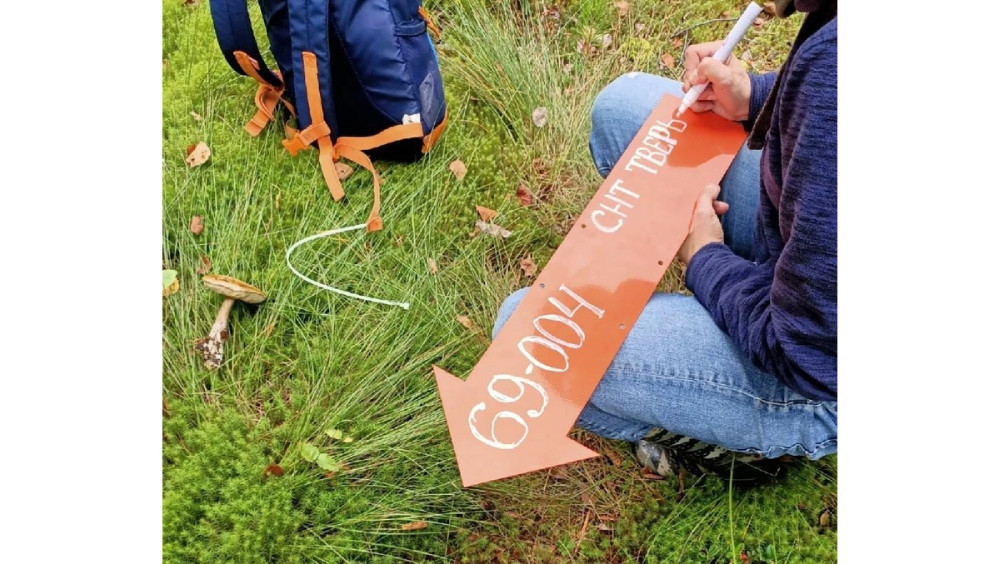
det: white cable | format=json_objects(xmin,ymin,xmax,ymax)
[{"xmin": 285, "ymin": 223, "xmax": 411, "ymax": 310}]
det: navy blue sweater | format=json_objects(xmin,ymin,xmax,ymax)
[{"xmin": 685, "ymin": 17, "xmax": 838, "ymax": 401}]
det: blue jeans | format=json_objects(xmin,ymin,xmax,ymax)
[{"xmin": 493, "ymin": 73, "xmax": 837, "ymax": 460}]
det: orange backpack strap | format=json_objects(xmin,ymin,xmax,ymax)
[
  {"xmin": 282, "ymin": 51, "xmax": 345, "ymax": 201},
  {"xmin": 232, "ymin": 51, "xmax": 295, "ymax": 137},
  {"xmin": 333, "ymin": 122, "xmax": 424, "ymax": 232}
]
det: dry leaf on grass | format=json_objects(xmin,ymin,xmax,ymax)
[
  {"xmin": 531, "ymin": 107, "xmax": 548, "ymax": 128},
  {"xmin": 449, "ymin": 159, "xmax": 467, "ymax": 180},
  {"xmin": 427, "ymin": 257, "xmax": 438, "ymax": 275},
  {"xmin": 190, "ymin": 215, "xmax": 204, "ymax": 235},
  {"xmin": 185, "ymin": 142, "xmax": 211, "ymax": 167},
  {"xmin": 474, "ymin": 219, "xmax": 512, "ymax": 239},
  {"xmin": 162, "ymin": 270, "xmax": 179, "ymax": 297},
  {"xmin": 659, "ymin": 52, "xmax": 675, "ymax": 70},
  {"xmin": 614, "ymin": 1, "xmax": 630, "ymax": 16},
  {"xmin": 400, "ymin": 521, "xmax": 428, "ymax": 531},
  {"xmin": 196, "ymin": 255, "xmax": 212, "ymax": 275},
  {"xmin": 640, "ymin": 468, "xmax": 665, "ymax": 480},
  {"xmin": 515, "ymin": 184, "xmax": 533, "ymax": 206},
  {"xmin": 672, "ymin": 37, "xmax": 684, "ymax": 48},
  {"xmin": 263, "ymin": 464, "xmax": 284, "ymax": 478},
  {"xmin": 190, "ymin": 111, "xmax": 202, "ymax": 121},
  {"xmin": 335, "ymin": 162, "xmax": 353, "ymax": 180},
  {"xmin": 475, "ymin": 205, "xmax": 497, "ymax": 222},
  {"xmin": 520, "ymin": 255, "xmax": 537, "ymax": 278},
  {"xmin": 456, "ymin": 315, "xmax": 475, "ymax": 330}
]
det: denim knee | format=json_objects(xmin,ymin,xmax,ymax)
[
  {"xmin": 589, "ymin": 73, "xmax": 684, "ymax": 177},
  {"xmin": 492, "ymin": 287, "xmax": 529, "ymax": 339}
]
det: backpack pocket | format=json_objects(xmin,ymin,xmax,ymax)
[{"xmin": 393, "ymin": 18, "xmax": 446, "ymax": 136}]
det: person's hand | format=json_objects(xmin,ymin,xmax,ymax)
[
  {"xmin": 681, "ymin": 40, "xmax": 752, "ymax": 121},
  {"xmin": 678, "ymin": 184, "xmax": 728, "ymax": 264}
]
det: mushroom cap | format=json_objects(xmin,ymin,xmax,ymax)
[{"xmin": 202, "ymin": 274, "xmax": 267, "ymax": 303}]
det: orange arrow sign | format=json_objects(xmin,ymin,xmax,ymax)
[{"xmin": 434, "ymin": 93, "xmax": 747, "ymax": 487}]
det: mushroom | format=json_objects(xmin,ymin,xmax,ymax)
[{"xmin": 194, "ymin": 274, "xmax": 267, "ymax": 369}]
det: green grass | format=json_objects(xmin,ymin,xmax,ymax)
[{"xmin": 162, "ymin": 0, "xmax": 835, "ymax": 562}]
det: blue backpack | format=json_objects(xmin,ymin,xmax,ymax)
[{"xmin": 209, "ymin": 0, "xmax": 448, "ymax": 232}]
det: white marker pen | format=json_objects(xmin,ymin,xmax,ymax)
[{"xmin": 676, "ymin": 2, "xmax": 764, "ymax": 117}]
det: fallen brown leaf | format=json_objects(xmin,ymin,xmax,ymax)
[
  {"xmin": 401, "ymin": 521, "xmax": 428, "ymax": 531},
  {"xmin": 640, "ymin": 468, "xmax": 665, "ymax": 480},
  {"xmin": 263, "ymin": 464, "xmax": 284, "ymax": 478},
  {"xmin": 335, "ymin": 162, "xmax": 353, "ymax": 180},
  {"xmin": 531, "ymin": 107, "xmax": 548, "ymax": 128},
  {"xmin": 474, "ymin": 219, "xmax": 512, "ymax": 239},
  {"xmin": 659, "ymin": 52, "xmax": 675, "ymax": 70},
  {"xmin": 519, "ymin": 254, "xmax": 537, "ymax": 278},
  {"xmin": 427, "ymin": 257, "xmax": 438, "ymax": 275},
  {"xmin": 614, "ymin": 1, "xmax": 630, "ymax": 16},
  {"xmin": 162, "ymin": 278, "xmax": 180, "ymax": 297},
  {"xmin": 190, "ymin": 215, "xmax": 204, "ymax": 235},
  {"xmin": 449, "ymin": 159, "xmax": 467, "ymax": 180},
  {"xmin": 672, "ymin": 37, "xmax": 684, "ymax": 48},
  {"xmin": 196, "ymin": 255, "xmax": 212, "ymax": 275},
  {"xmin": 185, "ymin": 142, "xmax": 211, "ymax": 167},
  {"xmin": 515, "ymin": 184, "xmax": 533, "ymax": 206},
  {"xmin": 475, "ymin": 205, "xmax": 497, "ymax": 222},
  {"xmin": 818, "ymin": 508, "xmax": 834, "ymax": 528},
  {"xmin": 456, "ymin": 315, "xmax": 475, "ymax": 330}
]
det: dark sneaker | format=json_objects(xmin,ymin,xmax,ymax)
[
  {"xmin": 634, "ymin": 439, "xmax": 681, "ymax": 477},
  {"xmin": 636, "ymin": 429, "xmax": 798, "ymax": 487}
]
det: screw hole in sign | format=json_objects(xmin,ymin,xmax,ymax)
[
  {"xmin": 618, "ymin": 323, "xmax": 625, "ymax": 329},
  {"xmin": 658, "ymin": 260, "xmax": 664, "ymax": 266},
  {"xmin": 539, "ymin": 283, "xmax": 546, "ymax": 289},
  {"xmin": 581, "ymin": 224, "xmax": 587, "ymax": 229}
]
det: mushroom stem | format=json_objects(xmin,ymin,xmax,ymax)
[{"xmin": 195, "ymin": 298, "xmax": 235, "ymax": 369}]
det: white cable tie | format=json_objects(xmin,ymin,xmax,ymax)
[{"xmin": 285, "ymin": 223, "xmax": 411, "ymax": 310}]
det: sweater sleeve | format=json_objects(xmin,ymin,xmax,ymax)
[
  {"xmin": 747, "ymin": 72, "xmax": 776, "ymax": 125},
  {"xmin": 683, "ymin": 32, "xmax": 837, "ymax": 401}
]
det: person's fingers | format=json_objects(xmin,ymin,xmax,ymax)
[
  {"xmin": 689, "ymin": 100, "xmax": 714, "ymax": 113},
  {"xmin": 712, "ymin": 200, "xmax": 730, "ymax": 215},
  {"xmin": 683, "ymin": 40, "xmax": 725, "ymax": 74},
  {"xmin": 696, "ymin": 58, "xmax": 733, "ymax": 88},
  {"xmin": 695, "ymin": 185, "xmax": 719, "ymax": 217}
]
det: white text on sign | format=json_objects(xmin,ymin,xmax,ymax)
[
  {"xmin": 468, "ymin": 284, "xmax": 606, "ymax": 449},
  {"xmin": 592, "ymin": 118, "xmax": 688, "ymax": 234}
]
